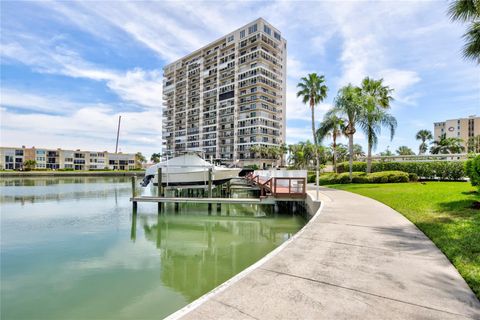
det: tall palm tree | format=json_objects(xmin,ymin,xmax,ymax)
[
  {"xmin": 415, "ymin": 129, "xmax": 433, "ymax": 155},
  {"xmin": 430, "ymin": 137, "xmax": 465, "ymax": 154},
  {"xmin": 359, "ymin": 108, "xmax": 397, "ymax": 172},
  {"xmin": 329, "ymin": 85, "xmax": 363, "ymax": 180},
  {"xmin": 316, "ymin": 113, "xmax": 345, "ymax": 173},
  {"xmin": 448, "ymin": 0, "xmax": 480, "ymax": 63},
  {"xmin": 359, "ymin": 77, "xmax": 395, "ymax": 173},
  {"xmin": 297, "ymin": 73, "xmax": 328, "ymax": 195}
]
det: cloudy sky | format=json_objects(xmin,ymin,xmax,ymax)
[{"xmin": 1, "ymin": 1, "xmax": 478, "ymax": 157}]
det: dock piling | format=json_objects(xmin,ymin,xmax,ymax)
[
  {"xmin": 208, "ymin": 168, "xmax": 213, "ymax": 198},
  {"xmin": 131, "ymin": 176, "xmax": 138, "ymax": 211}
]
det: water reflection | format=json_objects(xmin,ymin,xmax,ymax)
[{"xmin": 1, "ymin": 177, "xmax": 305, "ymax": 319}]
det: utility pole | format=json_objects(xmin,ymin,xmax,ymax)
[{"xmin": 115, "ymin": 115, "xmax": 122, "ymax": 154}]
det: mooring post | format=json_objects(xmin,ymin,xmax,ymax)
[
  {"xmin": 130, "ymin": 208, "xmax": 137, "ymax": 242},
  {"xmin": 157, "ymin": 168, "xmax": 162, "ymax": 212},
  {"xmin": 208, "ymin": 168, "xmax": 213, "ymax": 198},
  {"xmin": 131, "ymin": 175, "xmax": 137, "ymax": 198},
  {"xmin": 131, "ymin": 176, "xmax": 137, "ymax": 211},
  {"xmin": 158, "ymin": 167, "xmax": 163, "ymax": 196},
  {"xmin": 216, "ymin": 203, "xmax": 221, "ymax": 214}
]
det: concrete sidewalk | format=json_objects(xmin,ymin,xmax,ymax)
[{"xmin": 176, "ymin": 186, "xmax": 480, "ymax": 319}]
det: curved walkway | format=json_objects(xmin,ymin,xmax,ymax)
[{"xmin": 173, "ymin": 186, "xmax": 480, "ymax": 319}]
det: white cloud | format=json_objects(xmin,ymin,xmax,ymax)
[
  {"xmin": 0, "ymin": 88, "xmax": 81, "ymax": 114},
  {"xmin": 1, "ymin": 37, "xmax": 163, "ymax": 109},
  {"xmin": 0, "ymin": 92, "xmax": 163, "ymax": 155}
]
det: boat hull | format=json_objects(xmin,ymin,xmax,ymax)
[{"xmin": 152, "ymin": 168, "xmax": 241, "ymax": 186}]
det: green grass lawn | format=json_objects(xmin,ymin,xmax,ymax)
[{"xmin": 329, "ymin": 182, "xmax": 480, "ymax": 299}]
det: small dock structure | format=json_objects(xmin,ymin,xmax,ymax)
[
  {"xmin": 245, "ymin": 170, "xmax": 307, "ymax": 199},
  {"xmin": 130, "ymin": 169, "xmax": 307, "ymax": 211}
]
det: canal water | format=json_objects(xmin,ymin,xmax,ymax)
[{"xmin": 0, "ymin": 177, "xmax": 306, "ymax": 319}]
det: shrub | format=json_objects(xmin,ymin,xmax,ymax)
[
  {"xmin": 408, "ymin": 173, "xmax": 419, "ymax": 182},
  {"xmin": 465, "ymin": 155, "xmax": 480, "ymax": 191},
  {"xmin": 351, "ymin": 172, "xmax": 369, "ymax": 183},
  {"xmin": 319, "ymin": 171, "xmax": 409, "ymax": 185},
  {"xmin": 336, "ymin": 161, "xmax": 465, "ymax": 180}
]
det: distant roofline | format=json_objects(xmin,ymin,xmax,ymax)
[
  {"xmin": 434, "ymin": 115, "xmax": 479, "ymax": 124},
  {"xmin": 163, "ymin": 17, "xmax": 285, "ymax": 70}
]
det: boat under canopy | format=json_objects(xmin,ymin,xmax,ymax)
[{"xmin": 141, "ymin": 154, "xmax": 241, "ymax": 187}]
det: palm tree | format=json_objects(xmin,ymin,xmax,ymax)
[
  {"xmin": 396, "ymin": 146, "xmax": 415, "ymax": 155},
  {"xmin": 297, "ymin": 73, "xmax": 328, "ymax": 194},
  {"xmin": 249, "ymin": 145, "xmax": 261, "ymax": 159},
  {"xmin": 359, "ymin": 108, "xmax": 397, "ymax": 172},
  {"xmin": 279, "ymin": 143, "xmax": 288, "ymax": 167},
  {"xmin": 415, "ymin": 129, "xmax": 433, "ymax": 155},
  {"xmin": 430, "ymin": 137, "xmax": 465, "ymax": 154},
  {"xmin": 135, "ymin": 152, "xmax": 147, "ymax": 169},
  {"xmin": 329, "ymin": 85, "xmax": 364, "ymax": 180},
  {"xmin": 448, "ymin": 0, "xmax": 480, "ymax": 63},
  {"xmin": 359, "ymin": 77, "xmax": 395, "ymax": 173},
  {"xmin": 317, "ymin": 113, "xmax": 345, "ymax": 173},
  {"xmin": 150, "ymin": 153, "xmax": 161, "ymax": 163},
  {"xmin": 352, "ymin": 144, "xmax": 365, "ymax": 160}
]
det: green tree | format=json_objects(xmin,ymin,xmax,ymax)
[
  {"xmin": 329, "ymin": 85, "xmax": 365, "ymax": 180},
  {"xmin": 380, "ymin": 147, "xmax": 394, "ymax": 156},
  {"xmin": 396, "ymin": 146, "xmax": 415, "ymax": 155},
  {"xmin": 279, "ymin": 143, "xmax": 288, "ymax": 167},
  {"xmin": 135, "ymin": 152, "xmax": 146, "ymax": 169},
  {"xmin": 430, "ymin": 137, "xmax": 465, "ymax": 154},
  {"xmin": 358, "ymin": 77, "xmax": 395, "ymax": 173},
  {"xmin": 288, "ymin": 141, "xmax": 316, "ymax": 169},
  {"xmin": 352, "ymin": 144, "xmax": 365, "ymax": 160},
  {"xmin": 448, "ymin": 0, "xmax": 480, "ymax": 63},
  {"xmin": 317, "ymin": 113, "xmax": 345, "ymax": 173},
  {"xmin": 297, "ymin": 73, "xmax": 328, "ymax": 191},
  {"xmin": 23, "ymin": 159, "xmax": 36, "ymax": 171},
  {"xmin": 150, "ymin": 153, "xmax": 161, "ymax": 163},
  {"xmin": 359, "ymin": 108, "xmax": 397, "ymax": 172},
  {"xmin": 465, "ymin": 155, "xmax": 480, "ymax": 191},
  {"xmin": 336, "ymin": 143, "xmax": 349, "ymax": 162},
  {"xmin": 415, "ymin": 129, "xmax": 433, "ymax": 155}
]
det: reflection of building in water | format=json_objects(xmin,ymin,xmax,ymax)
[
  {"xmin": 0, "ymin": 177, "xmax": 132, "ymax": 205},
  {"xmin": 137, "ymin": 212, "xmax": 302, "ymax": 301}
]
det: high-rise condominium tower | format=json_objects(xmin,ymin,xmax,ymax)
[{"xmin": 162, "ymin": 18, "xmax": 287, "ymax": 166}]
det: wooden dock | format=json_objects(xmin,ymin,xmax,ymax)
[
  {"xmin": 129, "ymin": 170, "xmax": 307, "ymax": 211},
  {"xmin": 130, "ymin": 196, "xmax": 276, "ymax": 205}
]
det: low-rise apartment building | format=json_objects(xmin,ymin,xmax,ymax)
[
  {"xmin": 0, "ymin": 146, "xmax": 136, "ymax": 170},
  {"xmin": 434, "ymin": 115, "xmax": 480, "ymax": 150}
]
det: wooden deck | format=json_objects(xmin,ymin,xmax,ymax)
[{"xmin": 245, "ymin": 173, "xmax": 307, "ymax": 199}]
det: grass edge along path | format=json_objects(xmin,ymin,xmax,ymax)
[{"xmin": 328, "ymin": 182, "xmax": 480, "ymax": 300}]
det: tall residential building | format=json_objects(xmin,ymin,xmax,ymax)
[
  {"xmin": 434, "ymin": 115, "xmax": 480, "ymax": 150},
  {"xmin": 162, "ymin": 18, "xmax": 287, "ymax": 166},
  {"xmin": 0, "ymin": 146, "xmax": 137, "ymax": 170}
]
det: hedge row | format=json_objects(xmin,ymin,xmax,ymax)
[
  {"xmin": 336, "ymin": 161, "xmax": 465, "ymax": 180},
  {"xmin": 465, "ymin": 155, "xmax": 480, "ymax": 191},
  {"xmin": 319, "ymin": 171, "xmax": 412, "ymax": 185}
]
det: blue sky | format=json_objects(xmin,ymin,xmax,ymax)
[{"xmin": 1, "ymin": 1, "xmax": 478, "ymax": 157}]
